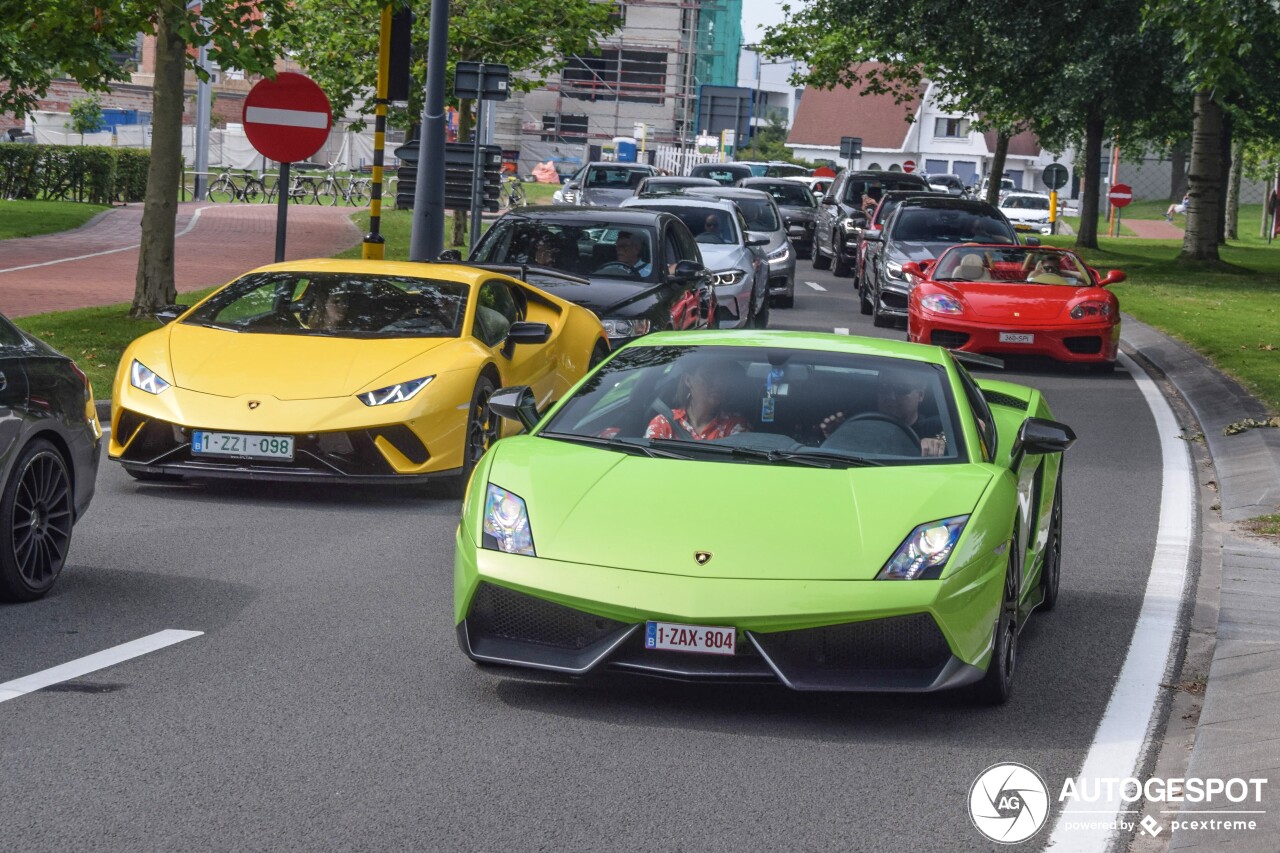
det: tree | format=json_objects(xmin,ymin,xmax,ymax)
[
  {"xmin": 2, "ymin": 1, "xmax": 289, "ymax": 316},
  {"xmin": 69, "ymin": 96, "xmax": 105, "ymax": 140},
  {"xmin": 282, "ymin": 0, "xmax": 618, "ymax": 246}
]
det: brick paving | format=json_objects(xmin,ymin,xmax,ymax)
[
  {"xmin": 0, "ymin": 202, "xmax": 362, "ymax": 317},
  {"xmin": 1126, "ymin": 217, "xmax": 1186, "ymax": 239}
]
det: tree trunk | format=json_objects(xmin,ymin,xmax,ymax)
[
  {"xmin": 1217, "ymin": 111, "xmax": 1232, "ymax": 245},
  {"xmin": 985, "ymin": 131, "xmax": 1009, "ymax": 206},
  {"xmin": 1180, "ymin": 89, "xmax": 1224, "ymax": 262},
  {"xmin": 451, "ymin": 99, "xmax": 473, "ymax": 249},
  {"xmin": 1225, "ymin": 138, "xmax": 1244, "ymax": 241},
  {"xmin": 131, "ymin": 3, "xmax": 185, "ymax": 317},
  {"xmin": 1075, "ymin": 112, "xmax": 1105, "ymax": 250},
  {"xmin": 1169, "ymin": 140, "xmax": 1189, "ymax": 202}
]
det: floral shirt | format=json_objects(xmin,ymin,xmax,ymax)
[{"xmin": 645, "ymin": 408, "xmax": 749, "ymax": 441}]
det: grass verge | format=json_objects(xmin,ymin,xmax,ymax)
[{"xmin": 0, "ymin": 200, "xmax": 110, "ymax": 239}]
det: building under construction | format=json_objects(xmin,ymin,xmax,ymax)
[{"xmin": 492, "ymin": 0, "xmax": 742, "ymax": 162}]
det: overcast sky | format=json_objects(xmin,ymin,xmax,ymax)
[{"xmin": 740, "ymin": 1, "xmax": 792, "ymax": 45}]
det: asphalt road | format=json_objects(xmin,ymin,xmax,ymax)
[{"xmin": 0, "ymin": 262, "xmax": 1174, "ymax": 852}]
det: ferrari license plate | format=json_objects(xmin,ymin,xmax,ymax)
[
  {"xmin": 645, "ymin": 621, "xmax": 736, "ymax": 656},
  {"xmin": 999, "ymin": 332, "xmax": 1035, "ymax": 345},
  {"xmin": 192, "ymin": 431, "xmax": 294, "ymax": 460}
]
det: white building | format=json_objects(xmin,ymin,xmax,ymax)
[
  {"xmin": 786, "ymin": 71, "xmax": 1056, "ymax": 191},
  {"xmin": 736, "ymin": 46, "xmax": 806, "ymax": 134}
]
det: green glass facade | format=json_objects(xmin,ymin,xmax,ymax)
[{"xmin": 695, "ymin": 0, "xmax": 742, "ymax": 88}]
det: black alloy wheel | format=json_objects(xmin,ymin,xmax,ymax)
[
  {"xmin": 0, "ymin": 440, "xmax": 74, "ymax": 602},
  {"xmin": 859, "ymin": 281, "xmax": 874, "ymax": 315},
  {"xmin": 833, "ymin": 249, "xmax": 853, "ymax": 277},
  {"xmin": 451, "ymin": 374, "xmax": 499, "ymax": 496},
  {"xmin": 1039, "ymin": 474, "xmax": 1064, "ymax": 611},
  {"xmin": 871, "ymin": 282, "xmax": 894, "ymax": 328},
  {"xmin": 812, "ymin": 238, "xmax": 832, "ymax": 270},
  {"xmin": 974, "ymin": 527, "xmax": 1021, "ymax": 705}
]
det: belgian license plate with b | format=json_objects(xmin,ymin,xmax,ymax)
[
  {"xmin": 645, "ymin": 621, "xmax": 736, "ymax": 656},
  {"xmin": 192, "ymin": 431, "xmax": 294, "ymax": 460}
]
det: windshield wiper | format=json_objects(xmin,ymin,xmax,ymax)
[{"xmin": 539, "ymin": 432, "xmax": 691, "ymax": 459}]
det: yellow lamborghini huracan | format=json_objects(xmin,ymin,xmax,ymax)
[{"xmin": 109, "ymin": 259, "xmax": 608, "ymax": 489}]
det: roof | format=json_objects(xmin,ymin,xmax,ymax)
[
  {"xmin": 620, "ymin": 196, "xmax": 740, "ymax": 213},
  {"xmin": 895, "ymin": 196, "xmax": 1001, "ymax": 214},
  {"xmin": 787, "ymin": 66, "xmax": 923, "ymax": 150},
  {"xmin": 982, "ymin": 129, "xmax": 1042, "ymax": 158},
  {"xmin": 510, "ymin": 205, "xmax": 672, "ymax": 227},
  {"xmin": 684, "ymin": 187, "xmax": 775, "ymax": 201}
]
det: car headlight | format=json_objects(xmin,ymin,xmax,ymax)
[
  {"xmin": 921, "ymin": 294, "xmax": 963, "ymax": 314},
  {"xmin": 482, "ymin": 484, "xmax": 535, "ymax": 556},
  {"xmin": 1070, "ymin": 301, "xmax": 1112, "ymax": 320},
  {"xmin": 601, "ymin": 318, "xmax": 652, "ymax": 338},
  {"xmin": 130, "ymin": 359, "xmax": 171, "ymax": 395},
  {"xmin": 358, "ymin": 376, "xmax": 434, "ymax": 406},
  {"xmin": 887, "ymin": 260, "xmax": 906, "ymax": 280},
  {"xmin": 552, "ymin": 189, "xmax": 564, "ymax": 203},
  {"xmin": 712, "ymin": 269, "xmax": 747, "ymax": 287},
  {"xmin": 766, "ymin": 243, "xmax": 791, "ymax": 262},
  {"xmin": 877, "ymin": 516, "xmax": 968, "ymax": 580}
]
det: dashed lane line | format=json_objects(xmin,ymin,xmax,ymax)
[
  {"xmin": 804, "ymin": 281, "xmax": 826, "ymax": 291},
  {"xmin": 0, "ymin": 630, "xmax": 203, "ymax": 704}
]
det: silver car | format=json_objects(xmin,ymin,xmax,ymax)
[
  {"xmin": 686, "ymin": 186, "xmax": 796, "ymax": 308},
  {"xmin": 553, "ymin": 162, "xmax": 658, "ymax": 207},
  {"xmin": 621, "ymin": 195, "xmax": 770, "ymax": 329}
]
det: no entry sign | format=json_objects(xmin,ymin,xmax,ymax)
[
  {"xmin": 1107, "ymin": 183, "xmax": 1134, "ymax": 208},
  {"xmin": 902, "ymin": 160, "xmax": 916, "ymax": 173},
  {"xmin": 243, "ymin": 73, "xmax": 332, "ymax": 163}
]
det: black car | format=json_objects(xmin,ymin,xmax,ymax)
[
  {"xmin": 688, "ymin": 162, "xmax": 754, "ymax": 186},
  {"xmin": 634, "ymin": 176, "xmax": 720, "ymax": 197},
  {"xmin": 737, "ymin": 177, "xmax": 819, "ymax": 259},
  {"xmin": 0, "ymin": 313, "xmax": 101, "ymax": 601},
  {"xmin": 470, "ymin": 206, "xmax": 714, "ymax": 347},
  {"xmin": 811, "ymin": 169, "xmax": 933, "ymax": 276},
  {"xmin": 863, "ymin": 196, "xmax": 1017, "ymax": 327}
]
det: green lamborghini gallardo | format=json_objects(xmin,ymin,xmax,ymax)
[{"xmin": 454, "ymin": 331, "xmax": 1074, "ymax": 704}]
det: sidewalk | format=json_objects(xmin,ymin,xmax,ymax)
[
  {"xmin": 1127, "ymin": 319, "xmax": 1280, "ymax": 850},
  {"xmin": 0, "ymin": 202, "xmax": 362, "ymax": 317},
  {"xmin": 1126, "ymin": 218, "xmax": 1186, "ymax": 239}
]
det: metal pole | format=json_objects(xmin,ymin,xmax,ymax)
[
  {"xmin": 274, "ymin": 161, "xmax": 291, "ymax": 262},
  {"xmin": 363, "ymin": 4, "xmax": 392, "ymax": 260},
  {"xmin": 409, "ymin": 0, "xmax": 450, "ymax": 261},
  {"xmin": 468, "ymin": 71, "xmax": 486, "ymax": 256},
  {"xmin": 194, "ymin": 42, "xmax": 211, "ymax": 200}
]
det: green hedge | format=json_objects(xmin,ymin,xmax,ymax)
[{"xmin": 0, "ymin": 143, "xmax": 150, "ymax": 204}]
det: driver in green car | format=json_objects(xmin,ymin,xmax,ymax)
[{"xmin": 821, "ymin": 368, "xmax": 947, "ymax": 456}]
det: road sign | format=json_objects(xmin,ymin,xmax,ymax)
[
  {"xmin": 839, "ymin": 136, "xmax": 863, "ymax": 160},
  {"xmin": 1043, "ymin": 163, "xmax": 1068, "ymax": 190},
  {"xmin": 902, "ymin": 160, "xmax": 916, "ymax": 173},
  {"xmin": 1108, "ymin": 183, "xmax": 1133, "ymax": 208},
  {"xmin": 454, "ymin": 61, "xmax": 510, "ymax": 101},
  {"xmin": 242, "ymin": 73, "xmax": 332, "ymax": 164}
]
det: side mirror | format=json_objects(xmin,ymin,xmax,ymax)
[
  {"xmin": 1023, "ymin": 236, "xmax": 1041, "ymax": 247},
  {"xmin": 1012, "ymin": 417, "xmax": 1076, "ymax": 461},
  {"xmin": 669, "ymin": 259, "xmax": 705, "ymax": 284},
  {"xmin": 862, "ymin": 228, "xmax": 882, "ymax": 242},
  {"xmin": 744, "ymin": 237, "xmax": 769, "ymax": 248},
  {"xmin": 813, "ymin": 192, "xmax": 825, "ymax": 201},
  {"xmin": 437, "ymin": 249, "xmax": 463, "ymax": 262},
  {"xmin": 154, "ymin": 304, "xmax": 189, "ymax": 324},
  {"xmin": 848, "ymin": 212, "xmax": 867, "ymax": 226},
  {"xmin": 821, "ymin": 195, "xmax": 836, "ymax": 205},
  {"xmin": 1099, "ymin": 270, "xmax": 1126, "ymax": 286},
  {"xmin": 488, "ymin": 385, "xmax": 541, "ymax": 431},
  {"xmin": 901, "ymin": 261, "xmax": 925, "ymax": 278},
  {"xmin": 506, "ymin": 321, "xmax": 552, "ymax": 345}
]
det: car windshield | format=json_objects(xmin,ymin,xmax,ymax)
[
  {"xmin": 540, "ymin": 344, "xmax": 964, "ymax": 465},
  {"xmin": 635, "ymin": 204, "xmax": 738, "ymax": 246},
  {"xmin": 586, "ymin": 166, "xmax": 651, "ymax": 190},
  {"xmin": 1003, "ymin": 196, "xmax": 1050, "ymax": 210},
  {"xmin": 693, "ymin": 166, "xmax": 749, "ymax": 185},
  {"xmin": 930, "ymin": 176, "xmax": 963, "ymax": 190},
  {"xmin": 766, "ymin": 164, "xmax": 808, "ymax": 178},
  {"xmin": 890, "ymin": 207, "xmax": 1015, "ymax": 244},
  {"xmin": 758, "ymin": 182, "xmax": 815, "ymax": 208},
  {"xmin": 733, "ymin": 197, "xmax": 781, "ymax": 232},
  {"xmin": 472, "ymin": 219, "xmax": 659, "ymax": 282},
  {"xmin": 842, "ymin": 177, "xmax": 927, "ymax": 205},
  {"xmin": 182, "ymin": 272, "xmax": 469, "ymax": 337},
  {"xmin": 933, "ymin": 247, "xmax": 1093, "ymax": 286}
]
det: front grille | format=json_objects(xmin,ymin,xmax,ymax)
[
  {"xmin": 930, "ymin": 330, "xmax": 970, "ymax": 348},
  {"xmin": 1064, "ymin": 335, "xmax": 1103, "ymax": 354},
  {"xmin": 467, "ymin": 583, "xmax": 627, "ymax": 651},
  {"xmin": 753, "ymin": 613, "xmax": 952, "ymax": 673}
]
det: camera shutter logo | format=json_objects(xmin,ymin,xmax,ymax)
[{"xmin": 968, "ymin": 762, "xmax": 1050, "ymax": 844}]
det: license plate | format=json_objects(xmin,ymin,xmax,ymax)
[
  {"xmin": 645, "ymin": 621, "xmax": 736, "ymax": 656},
  {"xmin": 999, "ymin": 332, "xmax": 1035, "ymax": 345},
  {"xmin": 1014, "ymin": 223, "xmax": 1034, "ymax": 232},
  {"xmin": 192, "ymin": 431, "xmax": 294, "ymax": 460}
]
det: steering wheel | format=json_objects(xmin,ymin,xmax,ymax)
[
  {"xmin": 596, "ymin": 261, "xmax": 641, "ymax": 278},
  {"xmin": 845, "ymin": 412, "xmax": 921, "ymax": 441},
  {"xmin": 822, "ymin": 412, "xmax": 921, "ymax": 456}
]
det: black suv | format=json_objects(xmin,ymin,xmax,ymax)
[
  {"xmin": 811, "ymin": 170, "xmax": 932, "ymax": 276},
  {"xmin": 470, "ymin": 206, "xmax": 714, "ymax": 348},
  {"xmin": 862, "ymin": 196, "xmax": 1017, "ymax": 327}
]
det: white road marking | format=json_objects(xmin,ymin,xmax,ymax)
[
  {"xmin": 244, "ymin": 106, "xmax": 329, "ymax": 129},
  {"xmin": 804, "ymin": 281, "xmax": 826, "ymax": 291},
  {"xmin": 1045, "ymin": 350, "xmax": 1194, "ymax": 851},
  {"xmin": 833, "ymin": 327, "xmax": 850, "ymax": 335},
  {"xmin": 0, "ymin": 629, "xmax": 203, "ymax": 704},
  {"xmin": 0, "ymin": 207, "xmax": 212, "ymax": 275}
]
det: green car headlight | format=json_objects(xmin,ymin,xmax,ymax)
[
  {"xmin": 482, "ymin": 484, "xmax": 535, "ymax": 556},
  {"xmin": 130, "ymin": 359, "xmax": 171, "ymax": 395},
  {"xmin": 878, "ymin": 515, "xmax": 968, "ymax": 580}
]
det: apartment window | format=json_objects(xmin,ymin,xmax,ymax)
[
  {"xmin": 562, "ymin": 49, "xmax": 667, "ymax": 104},
  {"xmin": 934, "ymin": 117, "xmax": 970, "ymax": 138},
  {"xmin": 541, "ymin": 113, "xmax": 588, "ymax": 143}
]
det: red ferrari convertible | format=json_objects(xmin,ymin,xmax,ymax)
[{"xmin": 906, "ymin": 245, "xmax": 1124, "ymax": 371}]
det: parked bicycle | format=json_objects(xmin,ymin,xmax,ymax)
[
  {"xmin": 263, "ymin": 170, "xmax": 321, "ymax": 205},
  {"xmin": 207, "ymin": 169, "xmax": 267, "ymax": 203},
  {"xmin": 313, "ymin": 163, "xmax": 372, "ymax": 207},
  {"xmin": 500, "ymin": 174, "xmax": 527, "ymax": 209}
]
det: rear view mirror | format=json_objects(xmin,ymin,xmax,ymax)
[
  {"xmin": 1012, "ymin": 417, "xmax": 1076, "ymax": 460},
  {"xmin": 489, "ymin": 385, "xmax": 541, "ymax": 431},
  {"xmin": 821, "ymin": 195, "xmax": 836, "ymax": 205},
  {"xmin": 1023, "ymin": 237, "xmax": 1041, "ymax": 247},
  {"xmin": 506, "ymin": 321, "xmax": 552, "ymax": 346},
  {"xmin": 1099, "ymin": 270, "xmax": 1126, "ymax": 286},
  {"xmin": 437, "ymin": 249, "xmax": 463, "ymax": 262},
  {"xmin": 154, "ymin": 304, "xmax": 189, "ymax": 324},
  {"xmin": 901, "ymin": 261, "xmax": 925, "ymax": 278},
  {"xmin": 745, "ymin": 237, "xmax": 769, "ymax": 248},
  {"xmin": 669, "ymin": 259, "xmax": 705, "ymax": 284}
]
